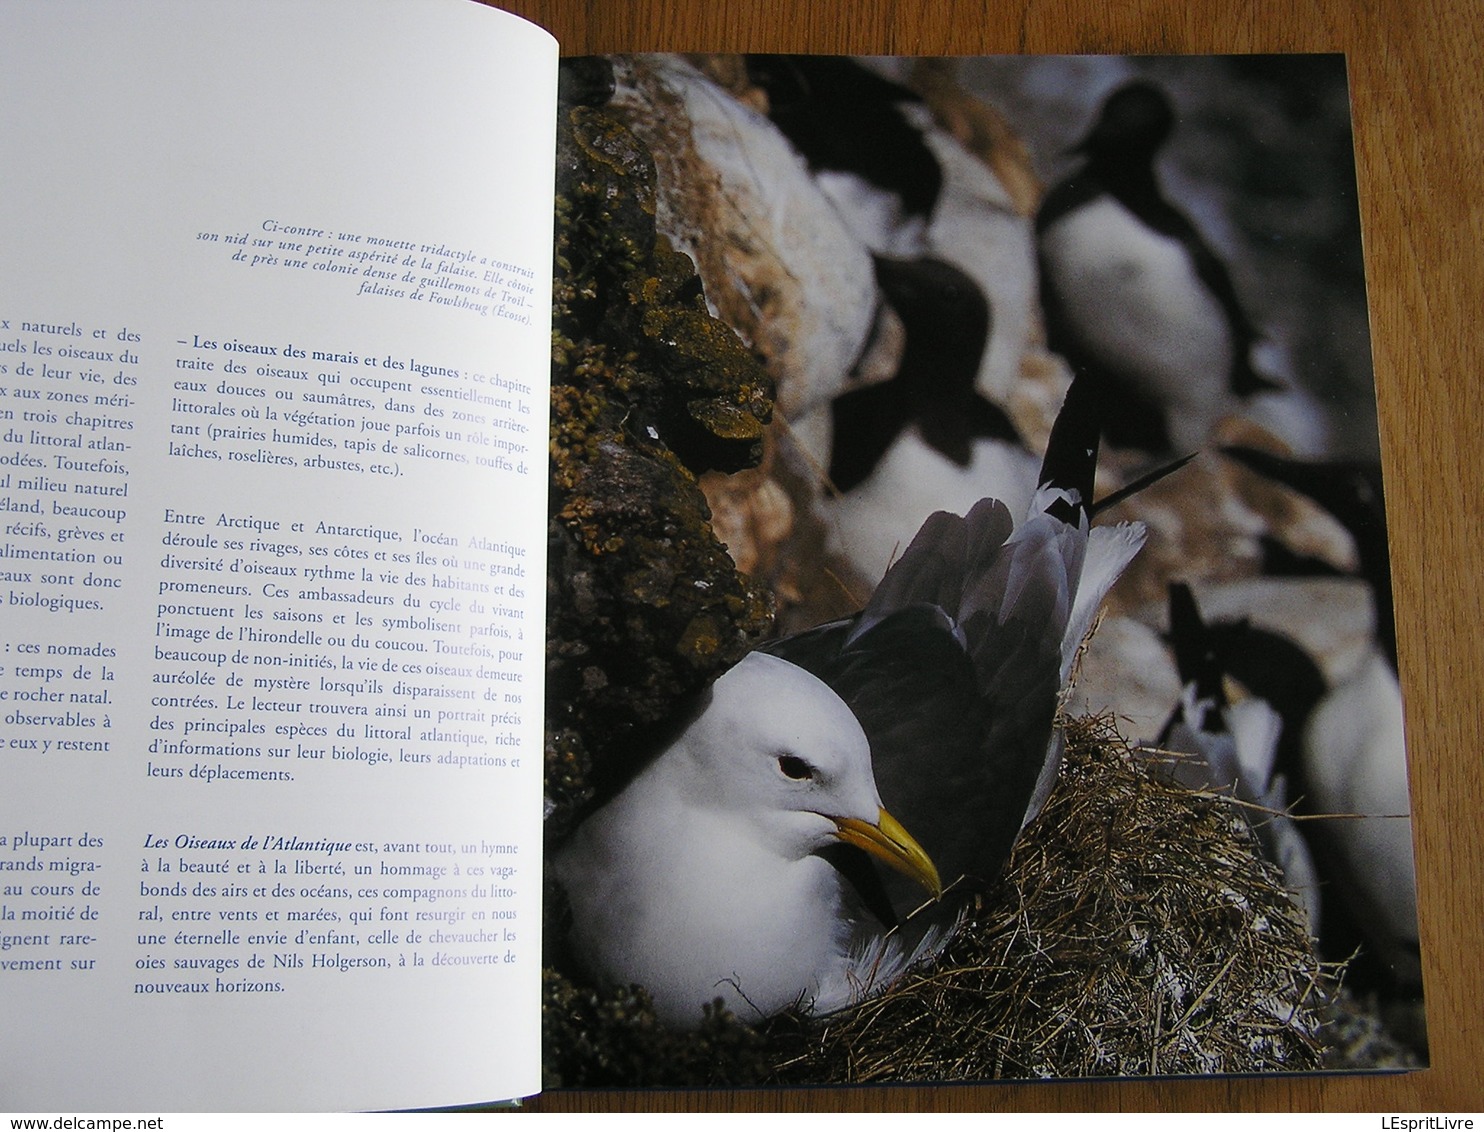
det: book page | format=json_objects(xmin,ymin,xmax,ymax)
[{"xmin": 0, "ymin": 0, "xmax": 555, "ymax": 1111}]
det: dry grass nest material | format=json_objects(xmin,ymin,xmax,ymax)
[{"xmin": 766, "ymin": 714, "xmax": 1334, "ymax": 1083}]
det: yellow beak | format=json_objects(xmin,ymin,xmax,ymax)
[{"xmin": 834, "ymin": 808, "xmax": 942, "ymax": 898}]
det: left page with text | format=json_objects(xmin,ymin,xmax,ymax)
[{"xmin": 0, "ymin": 0, "xmax": 556, "ymax": 1111}]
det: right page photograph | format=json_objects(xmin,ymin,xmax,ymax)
[{"xmin": 541, "ymin": 52, "xmax": 1422, "ymax": 1087}]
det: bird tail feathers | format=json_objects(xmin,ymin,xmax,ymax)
[{"xmin": 1060, "ymin": 520, "xmax": 1146, "ymax": 682}]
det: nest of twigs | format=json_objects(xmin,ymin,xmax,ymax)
[
  {"xmin": 545, "ymin": 715, "xmax": 1341, "ymax": 1087},
  {"xmin": 764, "ymin": 715, "xmax": 1334, "ymax": 1082}
]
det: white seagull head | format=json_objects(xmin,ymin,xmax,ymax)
[{"xmin": 668, "ymin": 652, "xmax": 941, "ymax": 893}]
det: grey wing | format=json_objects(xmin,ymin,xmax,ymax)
[{"xmin": 765, "ymin": 499, "xmax": 1068, "ymax": 917}]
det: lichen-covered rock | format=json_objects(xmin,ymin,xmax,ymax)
[
  {"xmin": 545, "ymin": 103, "xmax": 774, "ymax": 834},
  {"xmin": 609, "ymin": 55, "xmax": 879, "ymax": 427},
  {"xmin": 541, "ymin": 961, "xmax": 771, "ymax": 1089}
]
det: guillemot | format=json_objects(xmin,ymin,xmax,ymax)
[{"xmin": 1037, "ymin": 80, "xmax": 1281, "ymax": 454}]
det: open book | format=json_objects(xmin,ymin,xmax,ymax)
[{"xmin": 2, "ymin": 0, "xmax": 1422, "ymax": 1111}]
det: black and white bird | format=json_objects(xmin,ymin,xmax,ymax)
[
  {"xmin": 1225, "ymin": 447, "xmax": 1396, "ymax": 670},
  {"xmin": 1222, "ymin": 446, "xmax": 1417, "ymax": 988},
  {"xmin": 1156, "ymin": 583, "xmax": 1323, "ymax": 931},
  {"xmin": 1037, "ymin": 80, "xmax": 1281, "ymax": 454},
  {"xmin": 552, "ymin": 378, "xmax": 1147, "ymax": 1026},
  {"xmin": 745, "ymin": 54, "xmax": 943, "ymax": 253},
  {"xmin": 828, "ymin": 255, "xmax": 1022, "ymax": 494}
]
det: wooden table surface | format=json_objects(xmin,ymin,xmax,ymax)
[{"xmin": 508, "ymin": 0, "xmax": 1484, "ymax": 1112}]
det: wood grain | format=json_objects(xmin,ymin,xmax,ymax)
[{"xmin": 508, "ymin": 0, "xmax": 1484, "ymax": 1112}]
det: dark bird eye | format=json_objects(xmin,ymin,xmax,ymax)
[{"xmin": 777, "ymin": 754, "xmax": 814, "ymax": 781}]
